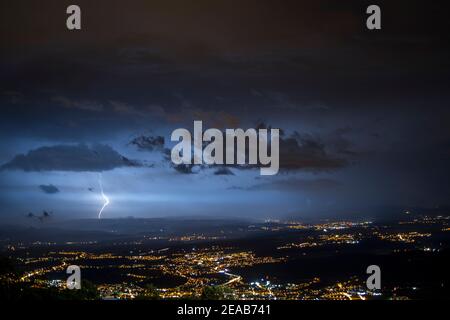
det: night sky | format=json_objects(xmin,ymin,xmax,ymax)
[{"xmin": 1, "ymin": 0, "xmax": 450, "ymax": 222}]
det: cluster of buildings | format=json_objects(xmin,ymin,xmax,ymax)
[{"xmin": 3, "ymin": 214, "xmax": 448, "ymax": 300}]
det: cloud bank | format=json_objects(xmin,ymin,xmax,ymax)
[{"xmin": 1, "ymin": 144, "xmax": 141, "ymax": 172}]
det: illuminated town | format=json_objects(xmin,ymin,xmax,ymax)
[{"xmin": 1, "ymin": 213, "xmax": 449, "ymax": 300}]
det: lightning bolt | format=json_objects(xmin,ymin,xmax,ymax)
[{"xmin": 97, "ymin": 173, "xmax": 109, "ymax": 219}]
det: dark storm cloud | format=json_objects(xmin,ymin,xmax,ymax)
[
  {"xmin": 0, "ymin": 0, "xmax": 450, "ymax": 219},
  {"xmin": 326, "ymin": 127, "xmax": 358, "ymax": 156},
  {"xmin": 129, "ymin": 135, "xmax": 165, "ymax": 152},
  {"xmin": 39, "ymin": 184, "xmax": 60, "ymax": 194},
  {"xmin": 159, "ymin": 148, "xmax": 197, "ymax": 175},
  {"xmin": 2, "ymin": 0, "xmax": 448, "ymax": 111},
  {"xmin": 279, "ymin": 132, "xmax": 347, "ymax": 171},
  {"xmin": 1, "ymin": 0, "xmax": 448, "ymax": 151},
  {"xmin": 1, "ymin": 144, "xmax": 142, "ymax": 172},
  {"xmin": 26, "ymin": 211, "xmax": 53, "ymax": 223},
  {"xmin": 161, "ymin": 124, "xmax": 349, "ymax": 175},
  {"xmin": 214, "ymin": 167, "xmax": 234, "ymax": 176}
]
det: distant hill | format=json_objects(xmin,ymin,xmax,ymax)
[{"xmin": 0, "ymin": 216, "xmax": 255, "ymax": 244}]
